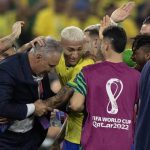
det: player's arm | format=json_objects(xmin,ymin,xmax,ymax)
[
  {"xmin": 69, "ymin": 92, "xmax": 85, "ymax": 112},
  {"xmin": 45, "ymin": 86, "xmax": 74, "ymax": 109},
  {"xmin": 17, "ymin": 36, "xmax": 45, "ymax": 53},
  {"xmin": 0, "ymin": 21, "xmax": 24, "ymax": 54},
  {"xmin": 45, "ymin": 71, "xmax": 87, "ymax": 112},
  {"xmin": 68, "ymin": 71, "xmax": 86, "ymax": 112}
]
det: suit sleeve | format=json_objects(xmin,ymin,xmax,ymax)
[{"xmin": 0, "ymin": 69, "xmax": 27, "ymax": 120}]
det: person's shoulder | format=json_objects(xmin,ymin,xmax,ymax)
[
  {"xmin": 77, "ymin": 58, "xmax": 94, "ymax": 68},
  {"xmin": 143, "ymin": 60, "xmax": 150, "ymax": 70},
  {"xmin": 82, "ymin": 61, "xmax": 105, "ymax": 72},
  {"xmin": 0, "ymin": 53, "xmax": 22, "ymax": 75},
  {"xmin": 0, "ymin": 53, "xmax": 19, "ymax": 66},
  {"xmin": 140, "ymin": 61, "xmax": 150, "ymax": 76},
  {"xmin": 125, "ymin": 64, "xmax": 140, "ymax": 79},
  {"xmin": 74, "ymin": 58, "xmax": 94, "ymax": 74}
]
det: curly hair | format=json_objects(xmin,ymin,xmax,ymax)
[{"xmin": 132, "ymin": 34, "xmax": 150, "ymax": 52}]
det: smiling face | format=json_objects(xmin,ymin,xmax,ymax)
[{"xmin": 61, "ymin": 39, "xmax": 84, "ymax": 66}]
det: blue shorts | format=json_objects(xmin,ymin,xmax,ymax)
[
  {"xmin": 131, "ymin": 144, "xmax": 134, "ymax": 150},
  {"xmin": 63, "ymin": 140, "xmax": 80, "ymax": 150}
]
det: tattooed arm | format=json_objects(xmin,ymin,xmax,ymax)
[
  {"xmin": 0, "ymin": 21, "xmax": 24, "ymax": 54},
  {"xmin": 17, "ymin": 43, "xmax": 32, "ymax": 53},
  {"xmin": 45, "ymin": 86, "xmax": 74, "ymax": 109},
  {"xmin": 17, "ymin": 36, "xmax": 45, "ymax": 53}
]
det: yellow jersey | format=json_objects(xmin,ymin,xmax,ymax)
[
  {"xmin": 33, "ymin": 8, "xmax": 80, "ymax": 40},
  {"xmin": 55, "ymin": 54, "xmax": 94, "ymax": 144}
]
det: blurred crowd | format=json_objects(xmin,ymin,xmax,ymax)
[
  {"xmin": 0, "ymin": 1, "xmax": 150, "ymax": 150},
  {"xmin": 0, "ymin": 0, "xmax": 149, "ymax": 46}
]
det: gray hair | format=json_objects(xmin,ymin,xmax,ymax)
[
  {"xmin": 61, "ymin": 26, "xmax": 84, "ymax": 41},
  {"xmin": 31, "ymin": 36, "xmax": 63, "ymax": 55}
]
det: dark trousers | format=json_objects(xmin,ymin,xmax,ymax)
[{"xmin": 0, "ymin": 122, "xmax": 48, "ymax": 150}]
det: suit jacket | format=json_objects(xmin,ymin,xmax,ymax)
[
  {"xmin": 0, "ymin": 52, "xmax": 56, "ymax": 148},
  {"xmin": 0, "ymin": 52, "xmax": 53, "ymax": 120}
]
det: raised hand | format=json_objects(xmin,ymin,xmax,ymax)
[
  {"xmin": 111, "ymin": 1, "xmax": 135, "ymax": 23},
  {"xmin": 0, "ymin": 21, "xmax": 24, "ymax": 53},
  {"xmin": 29, "ymin": 36, "xmax": 45, "ymax": 47},
  {"xmin": 99, "ymin": 15, "xmax": 111, "ymax": 40},
  {"xmin": 12, "ymin": 21, "xmax": 25, "ymax": 39},
  {"xmin": 17, "ymin": 36, "xmax": 46, "ymax": 53}
]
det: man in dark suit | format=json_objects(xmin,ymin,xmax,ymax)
[{"xmin": 0, "ymin": 36, "xmax": 63, "ymax": 149}]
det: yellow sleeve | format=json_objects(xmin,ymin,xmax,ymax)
[
  {"xmin": 120, "ymin": 18, "xmax": 138, "ymax": 38},
  {"xmin": 69, "ymin": 58, "xmax": 94, "ymax": 83},
  {"xmin": 0, "ymin": 11, "xmax": 16, "ymax": 37},
  {"xmin": 33, "ymin": 8, "xmax": 53, "ymax": 36}
]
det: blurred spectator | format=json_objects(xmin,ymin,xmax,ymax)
[
  {"xmin": 0, "ymin": 0, "xmax": 16, "ymax": 38},
  {"xmin": 13, "ymin": 0, "xmax": 48, "ymax": 44},
  {"xmin": 140, "ymin": 16, "xmax": 150, "ymax": 34},
  {"xmin": 121, "ymin": 18, "xmax": 138, "ymax": 46},
  {"xmin": 0, "ymin": 0, "xmax": 148, "ymax": 53},
  {"xmin": 33, "ymin": 0, "xmax": 78, "ymax": 40},
  {"xmin": 136, "ymin": 0, "xmax": 150, "ymax": 29},
  {"xmin": 70, "ymin": 0, "xmax": 99, "ymax": 29}
]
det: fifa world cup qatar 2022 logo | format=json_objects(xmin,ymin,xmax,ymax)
[{"xmin": 106, "ymin": 78, "xmax": 123, "ymax": 115}]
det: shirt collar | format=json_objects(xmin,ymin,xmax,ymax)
[{"xmin": 32, "ymin": 75, "xmax": 43, "ymax": 82}]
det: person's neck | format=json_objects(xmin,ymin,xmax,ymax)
[{"xmin": 105, "ymin": 53, "xmax": 123, "ymax": 63}]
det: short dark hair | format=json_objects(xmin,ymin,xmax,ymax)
[
  {"xmin": 102, "ymin": 26, "xmax": 127, "ymax": 53},
  {"xmin": 143, "ymin": 16, "xmax": 150, "ymax": 25},
  {"xmin": 132, "ymin": 34, "xmax": 150, "ymax": 52},
  {"xmin": 84, "ymin": 24, "xmax": 100, "ymax": 37}
]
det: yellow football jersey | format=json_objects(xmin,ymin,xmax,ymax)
[
  {"xmin": 56, "ymin": 54, "xmax": 94, "ymax": 85},
  {"xmin": 56, "ymin": 54, "xmax": 94, "ymax": 144}
]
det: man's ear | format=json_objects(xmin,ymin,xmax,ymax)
[
  {"xmin": 145, "ymin": 53, "xmax": 150, "ymax": 61},
  {"xmin": 35, "ymin": 53, "xmax": 43, "ymax": 62},
  {"xmin": 104, "ymin": 41, "xmax": 109, "ymax": 52},
  {"xmin": 93, "ymin": 38, "xmax": 98, "ymax": 47}
]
